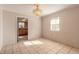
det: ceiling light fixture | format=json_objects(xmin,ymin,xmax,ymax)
[{"xmin": 33, "ymin": 4, "xmax": 42, "ymax": 16}]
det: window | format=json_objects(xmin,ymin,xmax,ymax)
[
  {"xmin": 19, "ymin": 22, "xmax": 25, "ymax": 28},
  {"xmin": 50, "ymin": 16, "xmax": 60, "ymax": 31}
]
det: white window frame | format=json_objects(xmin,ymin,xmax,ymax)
[{"xmin": 50, "ymin": 16, "xmax": 60, "ymax": 31}]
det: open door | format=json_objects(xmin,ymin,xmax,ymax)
[{"xmin": 17, "ymin": 17, "xmax": 28, "ymax": 42}]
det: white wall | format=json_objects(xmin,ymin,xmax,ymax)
[
  {"xmin": 28, "ymin": 16, "xmax": 41, "ymax": 40},
  {"xmin": 3, "ymin": 10, "xmax": 18, "ymax": 46},
  {"xmin": 2, "ymin": 10, "xmax": 41, "ymax": 47},
  {"xmin": 42, "ymin": 6, "xmax": 79, "ymax": 48},
  {"xmin": 0, "ymin": 8, "xmax": 3, "ymax": 49}
]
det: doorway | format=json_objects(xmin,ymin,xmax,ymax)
[{"xmin": 17, "ymin": 17, "xmax": 28, "ymax": 42}]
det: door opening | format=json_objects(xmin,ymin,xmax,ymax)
[{"xmin": 17, "ymin": 17, "xmax": 28, "ymax": 42}]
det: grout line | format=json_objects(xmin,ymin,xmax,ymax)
[
  {"xmin": 56, "ymin": 45, "xmax": 65, "ymax": 54},
  {"xmin": 68, "ymin": 47, "xmax": 73, "ymax": 54}
]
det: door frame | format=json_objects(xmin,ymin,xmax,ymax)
[{"xmin": 16, "ymin": 16, "xmax": 28, "ymax": 42}]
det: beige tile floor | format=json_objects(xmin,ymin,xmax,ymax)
[{"xmin": 0, "ymin": 38, "xmax": 79, "ymax": 54}]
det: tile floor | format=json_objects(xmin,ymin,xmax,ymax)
[{"xmin": 0, "ymin": 38, "xmax": 79, "ymax": 54}]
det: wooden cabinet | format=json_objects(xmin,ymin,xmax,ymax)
[{"xmin": 18, "ymin": 28, "xmax": 28, "ymax": 36}]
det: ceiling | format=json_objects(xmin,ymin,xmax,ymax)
[{"xmin": 0, "ymin": 4, "xmax": 75, "ymax": 16}]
